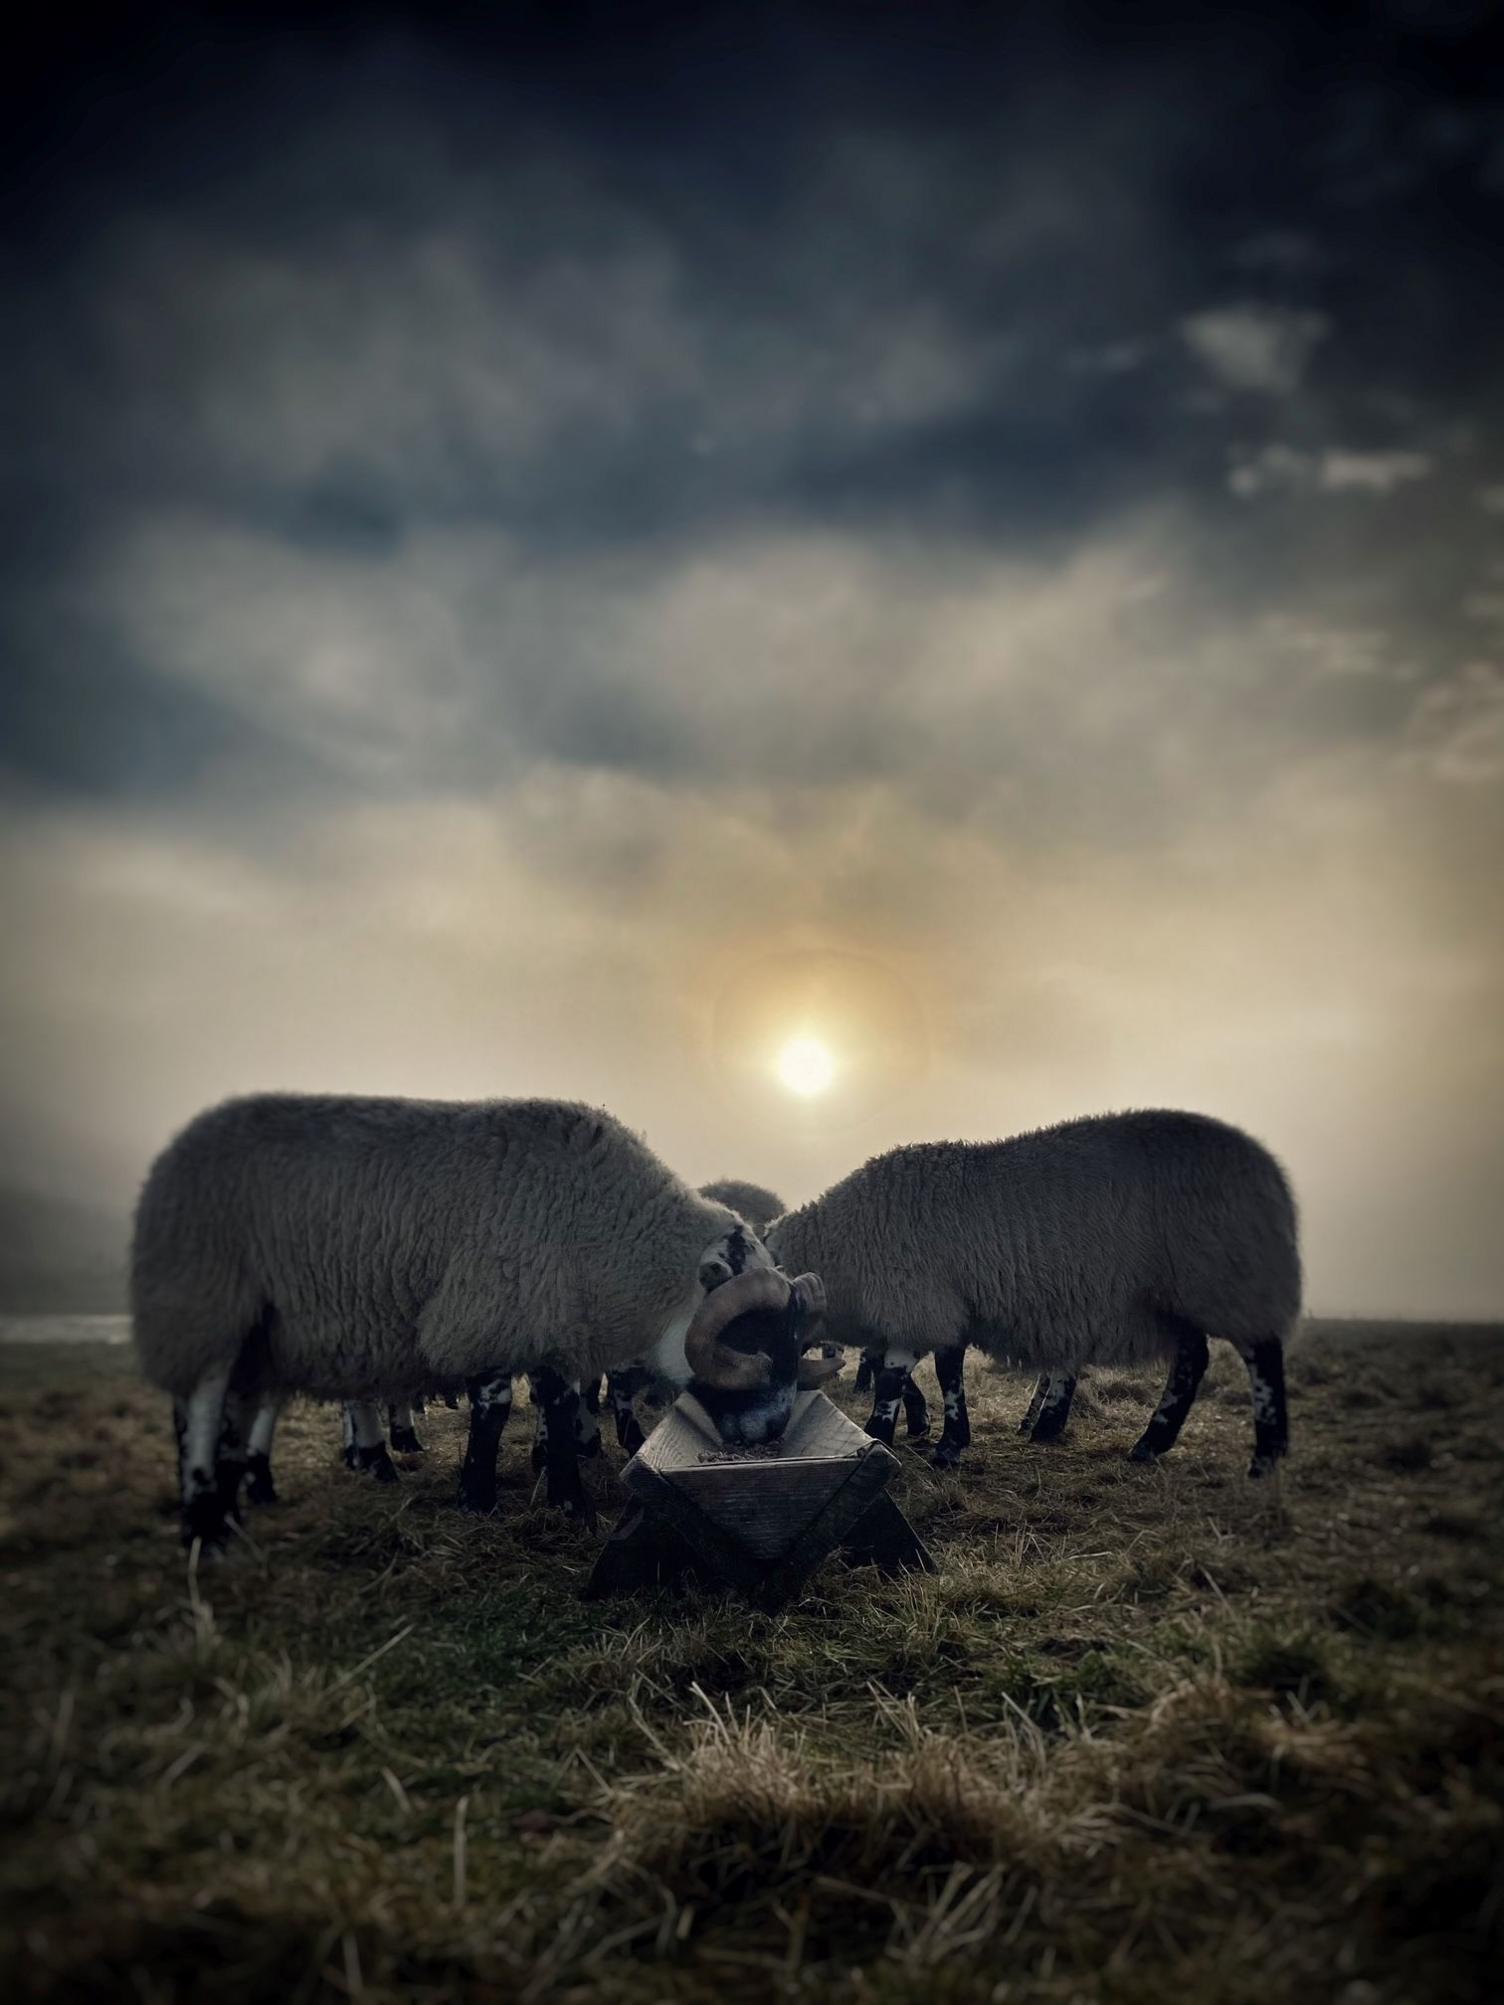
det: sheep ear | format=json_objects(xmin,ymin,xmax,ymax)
[{"xmin": 797, "ymin": 1354, "xmax": 843, "ymax": 1389}]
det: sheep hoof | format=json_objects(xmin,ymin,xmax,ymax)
[
  {"xmin": 356, "ymin": 1444, "xmax": 400, "ymax": 1485},
  {"xmin": 1247, "ymin": 1452, "xmax": 1285, "ymax": 1480},
  {"xmin": 1127, "ymin": 1440, "xmax": 1159, "ymax": 1463},
  {"xmin": 245, "ymin": 1454, "xmax": 279, "ymax": 1505},
  {"xmin": 389, "ymin": 1427, "xmax": 426, "ymax": 1455},
  {"xmin": 576, "ymin": 1434, "xmax": 603, "ymax": 1461},
  {"xmin": 182, "ymin": 1493, "xmax": 230, "ymax": 1552},
  {"xmin": 930, "ymin": 1444, "xmax": 964, "ymax": 1471},
  {"xmin": 905, "ymin": 1417, "xmax": 932, "ymax": 1441}
]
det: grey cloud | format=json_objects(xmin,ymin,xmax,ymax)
[
  {"xmin": 1181, "ymin": 305, "xmax": 1332, "ymax": 397},
  {"xmin": 1228, "ymin": 444, "xmax": 1437, "ymax": 497}
]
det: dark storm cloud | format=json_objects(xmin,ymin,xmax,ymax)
[{"xmin": 2, "ymin": 1, "xmax": 1502, "ymax": 1310}]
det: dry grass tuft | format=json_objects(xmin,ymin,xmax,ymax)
[{"xmin": 2, "ymin": 1320, "xmax": 1502, "ymax": 2003}]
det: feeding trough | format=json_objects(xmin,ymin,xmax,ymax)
[{"xmin": 585, "ymin": 1386, "xmax": 936, "ymax": 1610}]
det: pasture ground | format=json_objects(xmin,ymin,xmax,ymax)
[{"xmin": 1, "ymin": 1323, "xmax": 1501, "ymax": 2004}]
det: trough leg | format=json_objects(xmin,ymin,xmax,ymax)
[
  {"xmin": 1235, "ymin": 1335, "xmax": 1290, "ymax": 1478},
  {"xmin": 1027, "ymin": 1372, "xmax": 1078, "ymax": 1444},
  {"xmin": 864, "ymin": 1345, "xmax": 920, "ymax": 1448},
  {"xmin": 530, "ymin": 1367, "xmax": 596, "ymax": 1524},
  {"xmin": 607, "ymin": 1366, "xmax": 649, "ymax": 1455},
  {"xmin": 245, "ymin": 1394, "xmax": 284, "ymax": 1504},
  {"xmin": 931, "ymin": 1344, "xmax": 971, "ymax": 1469},
  {"xmin": 1019, "ymin": 1372, "xmax": 1051, "ymax": 1435},
  {"xmin": 1129, "ymin": 1330, "xmax": 1210, "ymax": 1463},
  {"xmin": 177, "ymin": 1362, "xmax": 234, "ymax": 1549},
  {"xmin": 348, "ymin": 1400, "xmax": 399, "ymax": 1483},
  {"xmin": 388, "ymin": 1400, "xmax": 426, "ymax": 1456},
  {"xmin": 840, "ymin": 1492, "xmax": 939, "ymax": 1577},
  {"xmin": 458, "ymin": 1373, "xmax": 513, "ymax": 1513}
]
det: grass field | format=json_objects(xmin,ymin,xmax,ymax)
[{"xmin": 2, "ymin": 1323, "xmax": 1501, "ymax": 2004}]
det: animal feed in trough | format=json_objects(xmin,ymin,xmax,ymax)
[{"xmin": 586, "ymin": 1387, "xmax": 936, "ymax": 1610}]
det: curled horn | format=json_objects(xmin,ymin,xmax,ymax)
[
  {"xmin": 791, "ymin": 1274, "xmax": 840, "ymax": 1388},
  {"xmin": 682, "ymin": 1269, "xmax": 789, "ymax": 1391},
  {"xmin": 797, "ymin": 1353, "xmax": 844, "ymax": 1388}
]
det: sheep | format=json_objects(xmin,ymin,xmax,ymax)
[
  {"xmin": 591, "ymin": 1178, "xmax": 794, "ymax": 1457},
  {"xmin": 697, "ymin": 1179, "xmax": 786, "ymax": 1232},
  {"xmin": 132, "ymin": 1093, "xmax": 827, "ymax": 1548},
  {"xmin": 764, "ymin": 1109, "xmax": 1299, "ymax": 1478}
]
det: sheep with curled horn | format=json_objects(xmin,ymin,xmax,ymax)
[
  {"xmin": 131, "ymin": 1093, "xmax": 826, "ymax": 1550},
  {"xmin": 764, "ymin": 1109, "xmax": 1299, "ymax": 1478},
  {"xmin": 256, "ymin": 1181, "xmax": 798, "ymax": 1505},
  {"xmin": 593, "ymin": 1177, "xmax": 800, "ymax": 1456}
]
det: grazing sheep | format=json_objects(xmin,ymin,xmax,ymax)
[
  {"xmin": 593, "ymin": 1179, "xmax": 794, "ymax": 1457},
  {"xmin": 765, "ymin": 1110, "xmax": 1299, "ymax": 1477},
  {"xmin": 132, "ymin": 1093, "xmax": 819, "ymax": 1548},
  {"xmin": 697, "ymin": 1179, "xmax": 786, "ymax": 1233}
]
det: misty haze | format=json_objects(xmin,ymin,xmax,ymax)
[{"xmin": 2, "ymin": 6, "xmax": 1502, "ymax": 2004}]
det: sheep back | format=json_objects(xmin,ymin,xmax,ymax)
[
  {"xmin": 697, "ymin": 1179, "xmax": 786, "ymax": 1233},
  {"xmin": 768, "ymin": 1110, "xmax": 1300, "ymax": 1368},
  {"xmin": 132, "ymin": 1094, "xmax": 735, "ymax": 1399}
]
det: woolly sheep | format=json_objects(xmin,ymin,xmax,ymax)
[
  {"xmin": 697, "ymin": 1179, "xmax": 786, "ymax": 1233},
  {"xmin": 764, "ymin": 1109, "xmax": 1299, "ymax": 1478},
  {"xmin": 593, "ymin": 1178, "xmax": 794, "ymax": 1456},
  {"xmin": 133, "ymin": 1093, "xmax": 823, "ymax": 1548}
]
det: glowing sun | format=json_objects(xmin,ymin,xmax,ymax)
[{"xmin": 776, "ymin": 1034, "xmax": 836, "ymax": 1098}]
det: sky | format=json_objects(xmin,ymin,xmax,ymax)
[{"xmin": 3, "ymin": 0, "xmax": 1503, "ymax": 1315}]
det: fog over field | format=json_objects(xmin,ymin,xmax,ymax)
[{"xmin": 2, "ymin": 3, "xmax": 1503, "ymax": 1316}]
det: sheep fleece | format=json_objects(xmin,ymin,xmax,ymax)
[
  {"xmin": 766, "ymin": 1110, "xmax": 1300, "ymax": 1365},
  {"xmin": 132, "ymin": 1094, "xmax": 740, "ymax": 1399},
  {"xmin": 697, "ymin": 1179, "xmax": 786, "ymax": 1233}
]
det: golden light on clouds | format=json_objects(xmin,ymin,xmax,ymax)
[
  {"xmin": 776, "ymin": 1033, "xmax": 836, "ymax": 1098},
  {"xmin": 706, "ymin": 946, "xmax": 931, "ymax": 1137}
]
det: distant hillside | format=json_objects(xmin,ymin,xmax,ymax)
[{"xmin": 0, "ymin": 1186, "xmax": 128, "ymax": 1312}]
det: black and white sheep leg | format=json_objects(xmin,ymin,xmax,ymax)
[
  {"xmin": 347, "ymin": 1400, "xmax": 399, "ymax": 1484},
  {"xmin": 575, "ymin": 1376, "xmax": 604, "ymax": 1460},
  {"xmin": 176, "ymin": 1361, "xmax": 235, "ymax": 1550},
  {"xmin": 213, "ymin": 1390, "xmax": 251, "ymax": 1528},
  {"xmin": 531, "ymin": 1367, "xmax": 597, "ymax": 1524},
  {"xmin": 853, "ymin": 1349, "xmax": 879, "ymax": 1395},
  {"xmin": 864, "ymin": 1345, "xmax": 920, "ymax": 1448},
  {"xmin": 607, "ymin": 1366, "xmax": 649, "ymax": 1455},
  {"xmin": 931, "ymin": 1344, "xmax": 971, "ymax": 1469},
  {"xmin": 387, "ymin": 1400, "xmax": 426, "ymax": 1456},
  {"xmin": 1130, "ymin": 1329, "xmax": 1210, "ymax": 1463},
  {"xmin": 244, "ymin": 1394, "xmax": 283, "ymax": 1504},
  {"xmin": 458, "ymin": 1373, "xmax": 513, "ymax": 1513},
  {"xmin": 901, "ymin": 1370, "xmax": 931, "ymax": 1440},
  {"xmin": 1019, "ymin": 1372, "xmax": 1051, "ymax": 1436},
  {"xmin": 1027, "ymin": 1371, "xmax": 1078, "ymax": 1444},
  {"xmin": 1237, "ymin": 1335, "xmax": 1289, "ymax": 1478}
]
